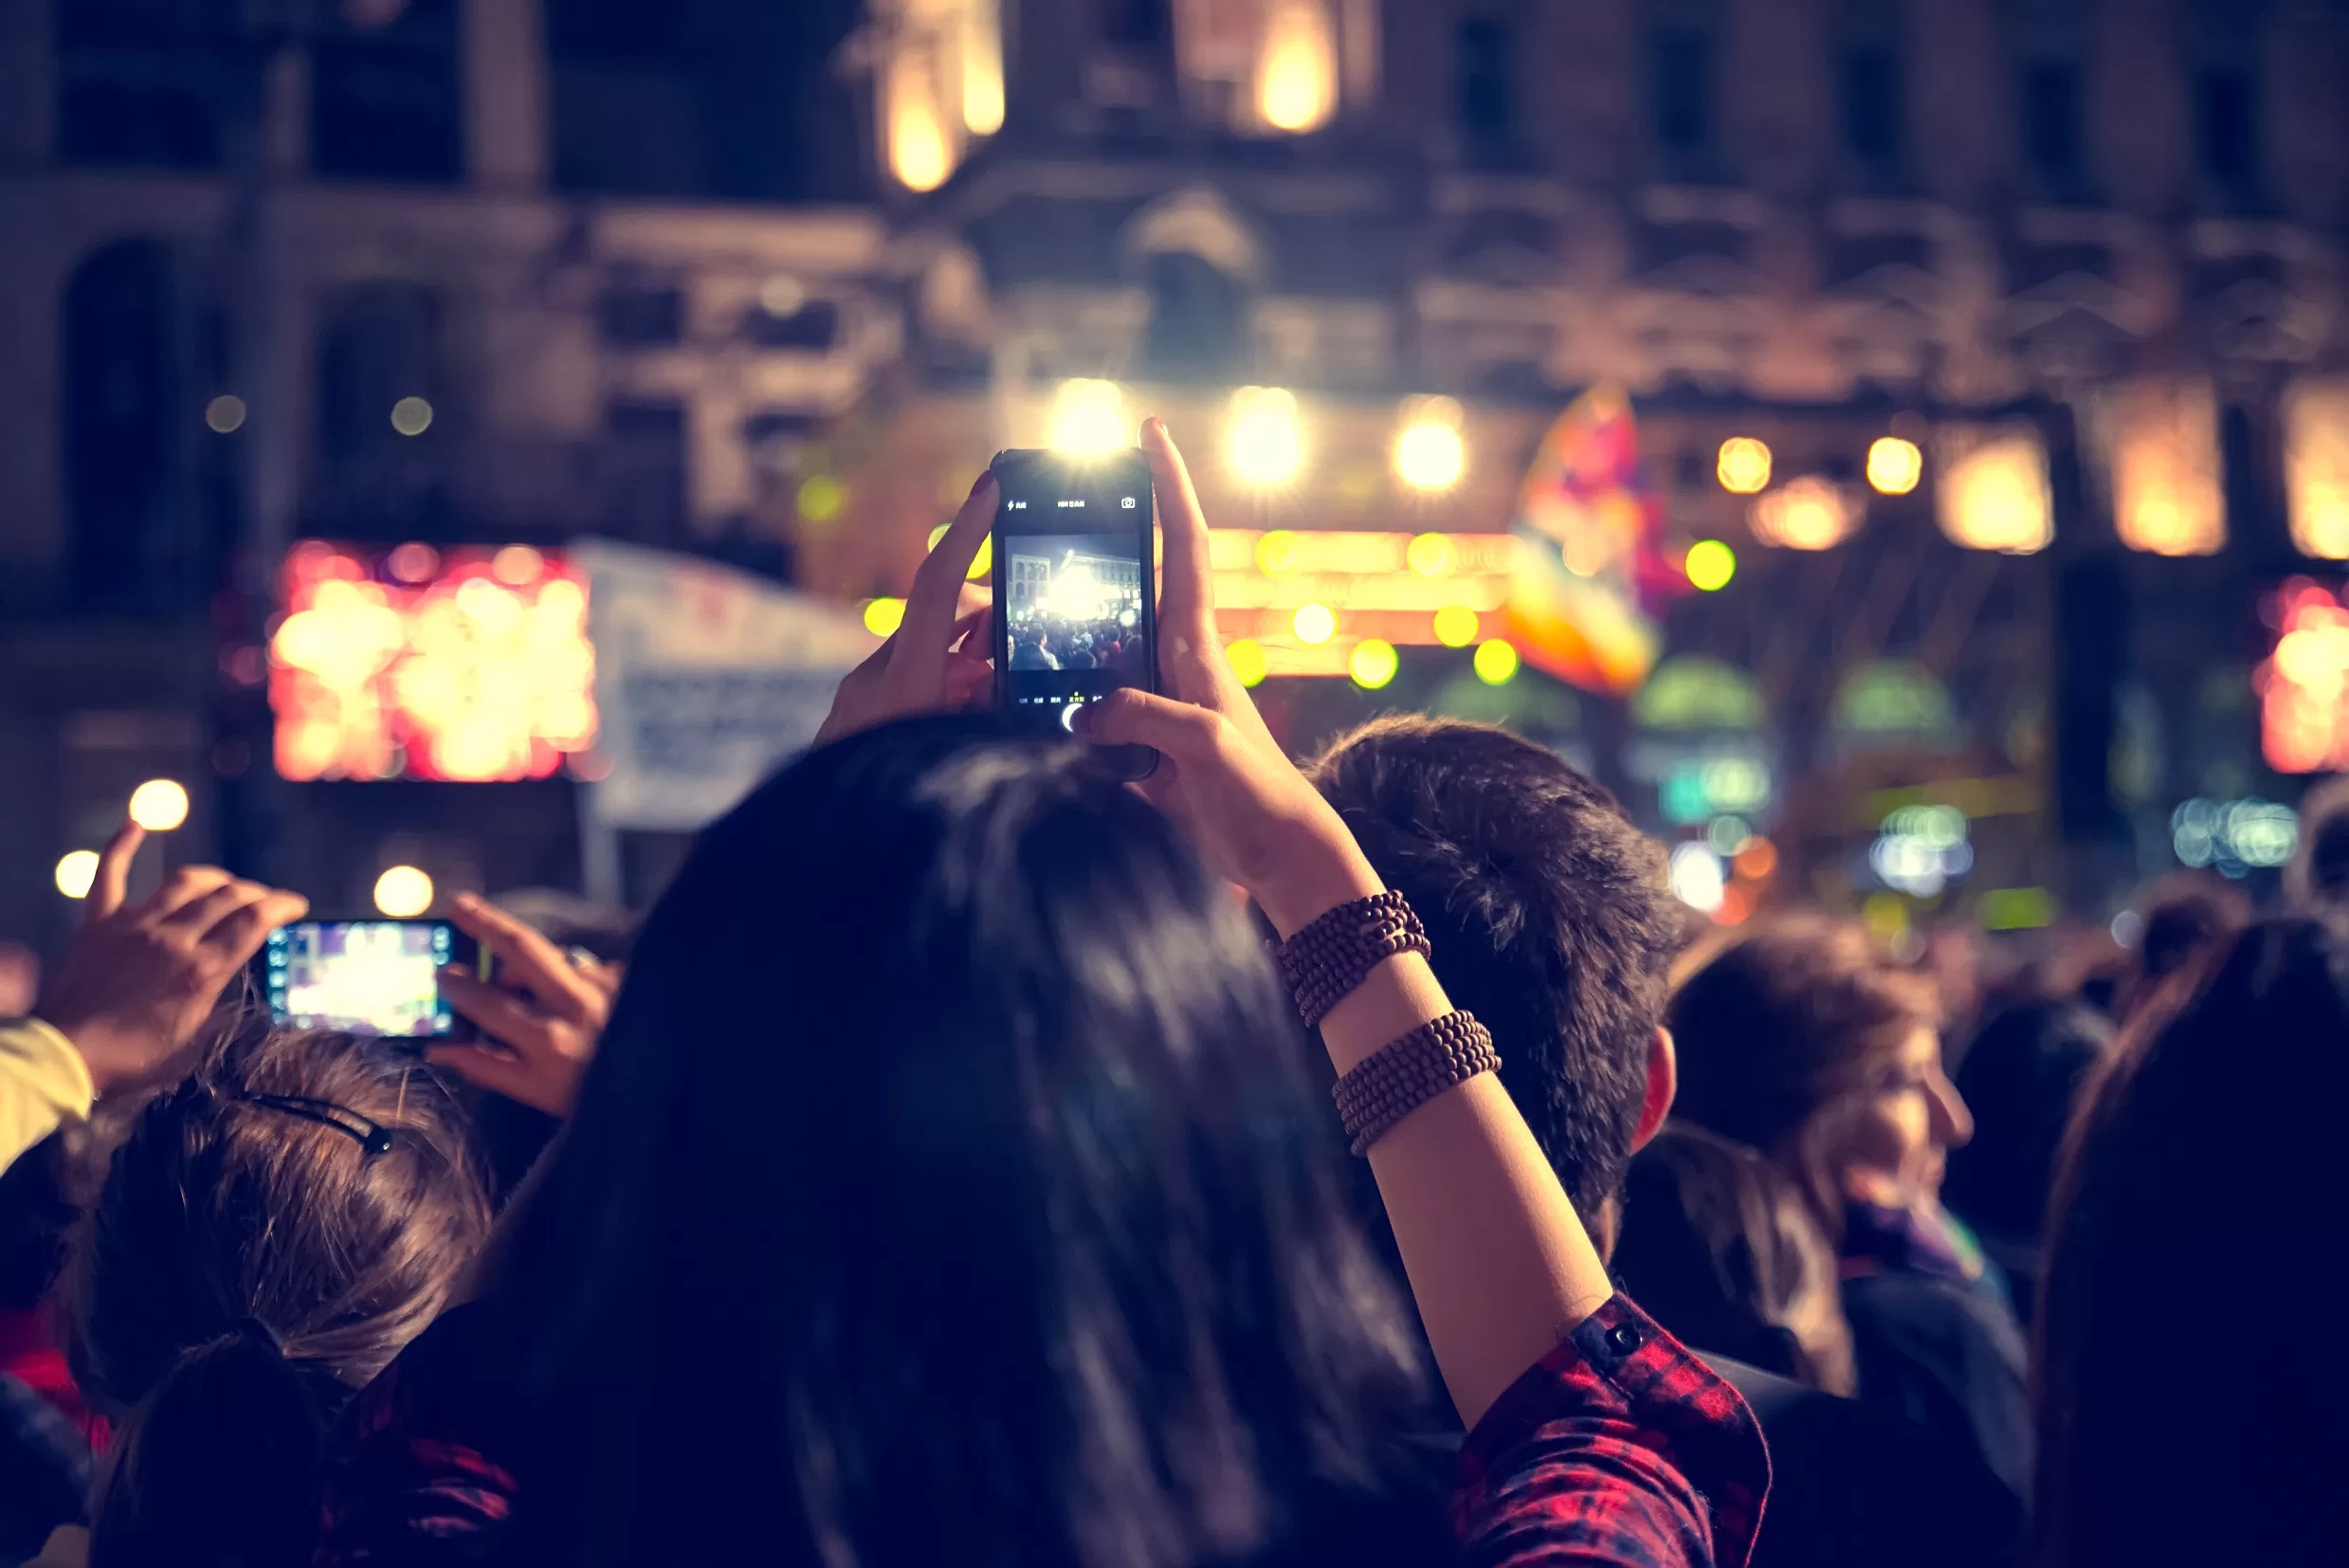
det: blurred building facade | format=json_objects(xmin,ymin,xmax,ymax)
[{"xmin": 2, "ymin": 0, "xmax": 2343, "ymax": 948}]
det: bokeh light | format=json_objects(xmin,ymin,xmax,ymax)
[
  {"xmin": 1226, "ymin": 388, "xmax": 1304, "ymax": 487},
  {"xmin": 53, "ymin": 851, "xmax": 98, "ymax": 901},
  {"xmin": 1866, "ymin": 436, "xmax": 1923, "ymax": 496},
  {"xmin": 1393, "ymin": 415, "xmax": 1466, "ymax": 493},
  {"xmin": 1257, "ymin": 0, "xmax": 1337, "ymax": 132},
  {"xmin": 1349, "ymin": 638, "xmax": 1399, "ymax": 688},
  {"xmin": 797, "ymin": 475, "xmax": 847, "ymax": 524},
  {"xmin": 1292, "ymin": 602, "xmax": 1337, "ymax": 645},
  {"xmin": 1718, "ymin": 437, "xmax": 1772, "ymax": 495},
  {"xmin": 1407, "ymin": 533, "xmax": 1454, "ymax": 576},
  {"xmin": 373, "ymin": 865, "xmax": 433, "ymax": 918},
  {"xmin": 205, "ymin": 394, "xmax": 246, "ymax": 433},
  {"xmin": 1046, "ymin": 379, "xmax": 1126, "ymax": 454},
  {"xmin": 1668, "ymin": 842, "xmax": 1726, "ymax": 913},
  {"xmin": 1255, "ymin": 530, "xmax": 1301, "ymax": 574},
  {"xmin": 864, "ymin": 597, "xmax": 906, "ymax": 636},
  {"xmin": 390, "ymin": 397, "xmax": 433, "ymax": 436},
  {"xmin": 128, "ymin": 779, "xmax": 190, "ymax": 832},
  {"xmin": 1750, "ymin": 477, "xmax": 1860, "ymax": 551},
  {"xmin": 1684, "ymin": 539, "xmax": 1737, "ymax": 592},
  {"xmin": 1432, "ymin": 604, "xmax": 1480, "ymax": 647},
  {"xmin": 1226, "ymin": 638, "xmax": 1269, "ymax": 686},
  {"xmin": 1473, "ymin": 639, "xmax": 1520, "ymax": 684}
]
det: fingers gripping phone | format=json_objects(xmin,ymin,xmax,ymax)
[
  {"xmin": 261, "ymin": 920, "xmax": 487, "ymax": 1040},
  {"xmin": 989, "ymin": 447, "xmax": 1159, "ymax": 780}
]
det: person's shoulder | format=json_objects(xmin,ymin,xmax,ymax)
[
  {"xmin": 1697, "ymin": 1353, "xmax": 2025, "ymax": 1568},
  {"xmin": 1843, "ymin": 1270, "xmax": 2029, "ymax": 1369}
]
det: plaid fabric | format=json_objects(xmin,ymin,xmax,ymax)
[
  {"xmin": 1454, "ymin": 1295, "xmax": 1770, "ymax": 1568},
  {"xmin": 319, "ymin": 1295, "xmax": 1767, "ymax": 1567}
]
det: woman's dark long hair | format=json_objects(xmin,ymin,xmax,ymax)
[
  {"xmin": 2036, "ymin": 918, "xmax": 2349, "ymax": 1568},
  {"xmin": 496, "ymin": 715, "xmax": 1439, "ymax": 1567},
  {"xmin": 63, "ymin": 1029, "xmax": 491, "ymax": 1568}
]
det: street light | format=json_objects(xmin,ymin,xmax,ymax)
[
  {"xmin": 1046, "ymin": 379, "xmax": 1126, "ymax": 454},
  {"xmin": 1393, "ymin": 397, "xmax": 1466, "ymax": 492},
  {"xmin": 373, "ymin": 865, "xmax": 433, "ymax": 918},
  {"xmin": 129, "ymin": 779, "xmax": 191, "ymax": 831},
  {"xmin": 1227, "ymin": 388, "xmax": 1304, "ymax": 487}
]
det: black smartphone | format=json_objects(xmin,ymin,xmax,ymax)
[
  {"xmin": 260, "ymin": 920, "xmax": 485, "ymax": 1041},
  {"xmin": 989, "ymin": 447, "xmax": 1159, "ymax": 780}
]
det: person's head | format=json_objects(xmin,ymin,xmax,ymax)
[
  {"xmin": 2112, "ymin": 872, "xmax": 2250, "ymax": 1022},
  {"xmin": 1667, "ymin": 915, "xmax": 1966, "ymax": 1230},
  {"xmin": 1940, "ymin": 998, "xmax": 2112, "ymax": 1246},
  {"xmin": 1613, "ymin": 1122, "xmax": 1856, "ymax": 1395},
  {"xmin": 2036, "ymin": 918, "xmax": 2349, "ymax": 1568},
  {"xmin": 1303, "ymin": 717, "xmax": 1680, "ymax": 1253},
  {"xmin": 64, "ymin": 1029, "xmax": 490, "ymax": 1568},
  {"xmin": 2286, "ymin": 775, "xmax": 2349, "ymax": 914},
  {"xmin": 501, "ymin": 714, "xmax": 1441, "ymax": 1567}
]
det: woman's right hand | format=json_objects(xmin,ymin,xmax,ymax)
[
  {"xmin": 1077, "ymin": 419, "xmax": 1383, "ymax": 938},
  {"xmin": 428, "ymin": 895, "xmax": 616, "ymax": 1118}
]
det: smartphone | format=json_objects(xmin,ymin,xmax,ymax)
[
  {"xmin": 261, "ymin": 920, "xmax": 484, "ymax": 1040},
  {"xmin": 990, "ymin": 447, "xmax": 1159, "ymax": 780}
]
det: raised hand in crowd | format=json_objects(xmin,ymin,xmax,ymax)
[
  {"xmin": 429, "ymin": 893, "xmax": 616, "ymax": 1117},
  {"xmin": 33, "ymin": 820, "xmax": 308, "ymax": 1098}
]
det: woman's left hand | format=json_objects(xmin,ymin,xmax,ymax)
[
  {"xmin": 428, "ymin": 895, "xmax": 618, "ymax": 1118},
  {"xmin": 814, "ymin": 473, "xmax": 997, "ymax": 745}
]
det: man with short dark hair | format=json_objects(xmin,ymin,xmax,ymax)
[{"xmin": 1305, "ymin": 714, "xmax": 2022, "ymax": 1568}]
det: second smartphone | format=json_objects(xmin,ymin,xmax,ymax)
[{"xmin": 989, "ymin": 447, "xmax": 1158, "ymax": 780}]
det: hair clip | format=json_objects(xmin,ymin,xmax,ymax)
[{"xmin": 235, "ymin": 1092, "xmax": 396, "ymax": 1158}]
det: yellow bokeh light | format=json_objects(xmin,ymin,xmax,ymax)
[
  {"xmin": 1407, "ymin": 532, "xmax": 1454, "ymax": 576},
  {"xmin": 54, "ymin": 850, "xmax": 98, "ymax": 900},
  {"xmin": 1046, "ymin": 379, "xmax": 1126, "ymax": 454},
  {"xmin": 798, "ymin": 474, "xmax": 847, "ymax": 524},
  {"xmin": 960, "ymin": 4, "xmax": 1005, "ymax": 135},
  {"xmin": 1256, "ymin": 530, "xmax": 1301, "ymax": 574},
  {"xmin": 491, "ymin": 545, "xmax": 543, "ymax": 585},
  {"xmin": 206, "ymin": 394, "xmax": 246, "ymax": 433},
  {"xmin": 1718, "ymin": 437, "xmax": 1772, "ymax": 495},
  {"xmin": 1750, "ymin": 477, "xmax": 1859, "ymax": 551},
  {"xmin": 1292, "ymin": 602, "xmax": 1337, "ymax": 645},
  {"xmin": 1473, "ymin": 639, "xmax": 1520, "ymax": 684},
  {"xmin": 390, "ymin": 396, "xmax": 433, "ymax": 436},
  {"xmin": 864, "ymin": 597, "xmax": 906, "ymax": 637},
  {"xmin": 1257, "ymin": 0, "xmax": 1337, "ymax": 132},
  {"xmin": 887, "ymin": 51, "xmax": 952, "ymax": 191},
  {"xmin": 128, "ymin": 778, "xmax": 190, "ymax": 832},
  {"xmin": 1226, "ymin": 387, "xmax": 1304, "ymax": 487},
  {"xmin": 1349, "ymin": 637, "xmax": 1399, "ymax": 688},
  {"xmin": 373, "ymin": 865, "xmax": 434, "ymax": 919},
  {"xmin": 1684, "ymin": 539, "xmax": 1737, "ymax": 592},
  {"xmin": 1227, "ymin": 638, "xmax": 1269, "ymax": 686},
  {"xmin": 1394, "ymin": 423, "xmax": 1466, "ymax": 493},
  {"xmin": 926, "ymin": 523, "xmax": 993, "ymax": 580},
  {"xmin": 1432, "ymin": 604, "xmax": 1480, "ymax": 647},
  {"xmin": 1867, "ymin": 436, "xmax": 1923, "ymax": 496},
  {"xmin": 1937, "ymin": 428, "xmax": 2052, "ymax": 554}
]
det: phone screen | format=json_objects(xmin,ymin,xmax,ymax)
[
  {"xmin": 991, "ymin": 448, "xmax": 1157, "ymax": 777},
  {"xmin": 263, "ymin": 921, "xmax": 472, "ymax": 1038}
]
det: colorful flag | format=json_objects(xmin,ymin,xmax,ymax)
[{"xmin": 1503, "ymin": 384, "xmax": 1673, "ymax": 694}]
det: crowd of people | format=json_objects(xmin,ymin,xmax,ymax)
[
  {"xmin": 0, "ymin": 417, "xmax": 2340, "ymax": 1567},
  {"xmin": 1006, "ymin": 611, "xmax": 1148, "ymax": 675}
]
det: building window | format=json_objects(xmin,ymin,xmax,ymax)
[
  {"xmin": 2194, "ymin": 66, "xmax": 2258, "ymax": 191},
  {"xmin": 310, "ymin": 0, "xmax": 463, "ymax": 183},
  {"xmin": 597, "ymin": 283, "xmax": 685, "ymax": 348},
  {"xmin": 742, "ymin": 299, "xmax": 841, "ymax": 352},
  {"xmin": 1140, "ymin": 252, "xmax": 1246, "ymax": 383},
  {"xmin": 64, "ymin": 242, "xmax": 186, "ymax": 613},
  {"xmin": 1102, "ymin": 0, "xmax": 1173, "ymax": 46},
  {"xmin": 1840, "ymin": 48, "xmax": 1903, "ymax": 167},
  {"xmin": 1651, "ymin": 31, "xmax": 1712, "ymax": 155},
  {"xmin": 602, "ymin": 401, "xmax": 691, "ymax": 544},
  {"xmin": 53, "ymin": 0, "xmax": 228, "ymax": 170},
  {"xmin": 1457, "ymin": 18, "xmax": 1514, "ymax": 150},
  {"xmin": 2021, "ymin": 60, "xmax": 2081, "ymax": 180}
]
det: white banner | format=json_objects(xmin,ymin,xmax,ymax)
[{"xmin": 574, "ymin": 540, "xmax": 877, "ymax": 832}]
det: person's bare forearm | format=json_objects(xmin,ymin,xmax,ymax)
[{"xmin": 1283, "ymin": 919, "xmax": 1616, "ymax": 1429}]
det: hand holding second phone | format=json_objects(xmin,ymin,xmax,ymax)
[
  {"xmin": 428, "ymin": 894, "xmax": 616, "ymax": 1118},
  {"xmin": 34, "ymin": 821, "xmax": 311, "ymax": 1097},
  {"xmin": 1076, "ymin": 419, "xmax": 1383, "ymax": 938}
]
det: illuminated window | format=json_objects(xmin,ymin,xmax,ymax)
[{"xmin": 1257, "ymin": 1, "xmax": 1337, "ymax": 133}]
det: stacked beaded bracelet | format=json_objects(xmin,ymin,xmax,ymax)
[
  {"xmin": 1273, "ymin": 891, "xmax": 1432, "ymax": 1027},
  {"xmin": 1332, "ymin": 1012, "xmax": 1501, "ymax": 1155}
]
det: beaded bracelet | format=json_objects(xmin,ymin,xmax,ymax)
[
  {"xmin": 1332, "ymin": 1012, "xmax": 1501, "ymax": 1155},
  {"xmin": 1274, "ymin": 891, "xmax": 1431, "ymax": 1027}
]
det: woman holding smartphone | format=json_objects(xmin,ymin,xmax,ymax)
[{"xmin": 313, "ymin": 422, "xmax": 1767, "ymax": 1568}]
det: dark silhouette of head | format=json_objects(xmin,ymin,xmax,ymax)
[
  {"xmin": 1303, "ymin": 717, "xmax": 1680, "ymax": 1247},
  {"xmin": 2287, "ymin": 775, "xmax": 2349, "ymax": 914},
  {"xmin": 64, "ymin": 1029, "xmax": 490, "ymax": 1568},
  {"xmin": 1942, "ymin": 999, "xmax": 2111, "ymax": 1247},
  {"xmin": 498, "ymin": 714, "xmax": 1442, "ymax": 1567},
  {"xmin": 2113, "ymin": 872, "xmax": 2250, "ymax": 1023},
  {"xmin": 1613, "ymin": 1122, "xmax": 1856, "ymax": 1395},
  {"xmin": 2036, "ymin": 918, "xmax": 2349, "ymax": 1568}
]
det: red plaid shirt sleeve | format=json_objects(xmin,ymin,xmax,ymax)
[{"xmin": 1452, "ymin": 1294, "xmax": 1770, "ymax": 1568}]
